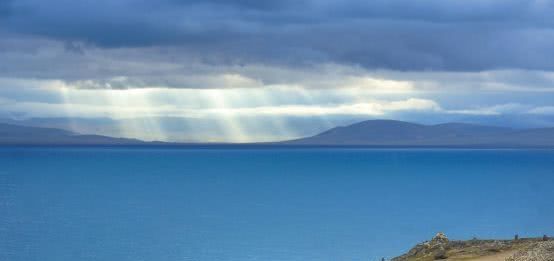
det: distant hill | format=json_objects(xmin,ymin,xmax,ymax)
[
  {"xmin": 283, "ymin": 120, "xmax": 554, "ymax": 147},
  {"xmin": 0, "ymin": 123, "xmax": 145, "ymax": 145}
]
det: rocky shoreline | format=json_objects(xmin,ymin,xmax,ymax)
[{"xmin": 392, "ymin": 233, "xmax": 553, "ymax": 261}]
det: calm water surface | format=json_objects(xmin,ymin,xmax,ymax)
[{"xmin": 1, "ymin": 147, "xmax": 553, "ymax": 261}]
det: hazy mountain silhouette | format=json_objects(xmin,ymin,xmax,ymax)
[
  {"xmin": 284, "ymin": 120, "xmax": 554, "ymax": 147},
  {"xmin": 0, "ymin": 123, "xmax": 145, "ymax": 145},
  {"xmin": 2, "ymin": 120, "xmax": 554, "ymax": 147}
]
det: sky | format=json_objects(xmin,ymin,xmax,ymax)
[{"xmin": 1, "ymin": 0, "xmax": 554, "ymax": 142}]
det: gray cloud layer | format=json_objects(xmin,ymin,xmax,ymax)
[{"xmin": 2, "ymin": 0, "xmax": 554, "ymax": 71}]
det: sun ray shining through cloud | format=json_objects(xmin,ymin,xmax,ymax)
[
  {"xmin": 2, "ymin": 49, "xmax": 554, "ymax": 142},
  {"xmin": 3, "ymin": 76, "xmax": 554, "ymax": 142},
  {"xmin": 9, "ymin": 82, "xmax": 440, "ymax": 142},
  {"xmin": 204, "ymin": 89, "xmax": 250, "ymax": 142}
]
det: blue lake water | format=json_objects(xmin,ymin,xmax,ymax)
[{"xmin": 1, "ymin": 147, "xmax": 554, "ymax": 261}]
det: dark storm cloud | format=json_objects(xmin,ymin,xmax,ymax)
[
  {"xmin": 2, "ymin": 0, "xmax": 554, "ymax": 71},
  {"xmin": 167, "ymin": 0, "xmax": 305, "ymax": 10}
]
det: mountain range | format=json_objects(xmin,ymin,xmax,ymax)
[
  {"xmin": 1, "ymin": 120, "xmax": 554, "ymax": 147},
  {"xmin": 0, "ymin": 123, "xmax": 145, "ymax": 145},
  {"xmin": 284, "ymin": 120, "xmax": 554, "ymax": 147},
  {"xmin": 285, "ymin": 120, "xmax": 554, "ymax": 147}
]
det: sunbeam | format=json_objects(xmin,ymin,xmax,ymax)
[
  {"xmin": 203, "ymin": 89, "xmax": 249, "ymax": 142},
  {"xmin": 10, "ymin": 83, "xmax": 446, "ymax": 142}
]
